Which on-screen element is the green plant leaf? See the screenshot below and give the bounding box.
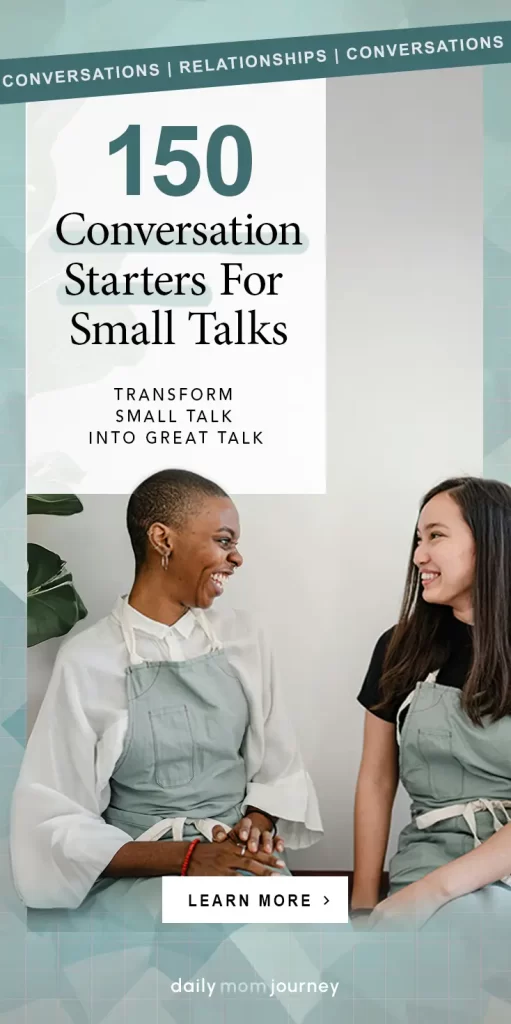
[27,542,87,647]
[27,494,83,516]
[27,543,64,592]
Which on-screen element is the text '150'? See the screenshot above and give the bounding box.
[109,125,252,196]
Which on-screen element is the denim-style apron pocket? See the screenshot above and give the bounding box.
[400,735,429,799]
[149,705,195,788]
[417,728,465,801]
[194,710,246,779]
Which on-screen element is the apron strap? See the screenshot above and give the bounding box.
[480,798,511,830]
[192,609,223,651]
[395,672,439,746]
[118,600,222,665]
[135,816,232,843]
[461,802,483,848]
[396,690,415,747]
[194,818,232,842]
[119,603,145,667]
[134,817,187,842]
[416,803,470,831]
[424,670,440,684]
[416,799,511,884]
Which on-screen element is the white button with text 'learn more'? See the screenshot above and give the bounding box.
[162,876,349,924]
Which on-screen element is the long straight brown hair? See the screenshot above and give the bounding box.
[376,477,511,724]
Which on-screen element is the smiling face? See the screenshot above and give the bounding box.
[149,496,243,610]
[413,491,476,622]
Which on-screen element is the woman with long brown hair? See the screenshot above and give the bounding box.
[352,476,511,929]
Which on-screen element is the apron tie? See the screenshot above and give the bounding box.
[416,799,511,885]
[134,816,233,843]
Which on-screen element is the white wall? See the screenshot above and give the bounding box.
[28,66,482,870]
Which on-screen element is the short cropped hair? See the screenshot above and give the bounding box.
[127,469,228,570]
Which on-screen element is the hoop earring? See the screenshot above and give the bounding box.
[161,552,169,571]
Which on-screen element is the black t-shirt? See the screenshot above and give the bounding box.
[357,615,473,723]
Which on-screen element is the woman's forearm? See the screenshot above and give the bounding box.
[103,840,189,877]
[424,819,511,904]
[351,773,398,908]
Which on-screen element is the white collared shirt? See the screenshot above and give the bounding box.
[10,597,323,909]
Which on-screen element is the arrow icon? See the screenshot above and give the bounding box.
[323,896,329,905]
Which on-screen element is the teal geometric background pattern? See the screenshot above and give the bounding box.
[2,1,511,61]
[0,96,26,1022]
[483,61,511,483]
[1,3,511,1023]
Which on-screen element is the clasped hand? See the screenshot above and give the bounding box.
[186,813,286,876]
[212,812,285,856]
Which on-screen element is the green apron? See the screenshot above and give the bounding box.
[360,671,511,1018]
[103,605,250,843]
[389,671,511,924]
[28,606,289,932]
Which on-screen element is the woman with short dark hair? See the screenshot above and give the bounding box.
[12,469,322,914]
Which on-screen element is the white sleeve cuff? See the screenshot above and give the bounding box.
[244,771,324,850]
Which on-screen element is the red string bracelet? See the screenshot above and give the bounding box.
[181,838,201,876]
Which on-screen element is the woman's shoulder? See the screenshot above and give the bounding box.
[54,609,126,675]
[369,625,397,663]
[205,606,275,666]
[357,625,398,722]
[35,611,128,721]
[205,604,259,641]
